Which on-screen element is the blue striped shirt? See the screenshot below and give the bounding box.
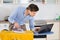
[8,6,34,30]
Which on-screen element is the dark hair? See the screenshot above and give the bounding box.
[27,4,39,12]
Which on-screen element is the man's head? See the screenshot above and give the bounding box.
[26,4,39,17]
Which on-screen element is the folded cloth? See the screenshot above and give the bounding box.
[9,24,26,31]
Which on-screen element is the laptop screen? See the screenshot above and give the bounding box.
[34,24,53,33]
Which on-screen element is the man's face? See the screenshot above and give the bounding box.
[28,10,37,17]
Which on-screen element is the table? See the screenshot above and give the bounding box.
[34,32,53,40]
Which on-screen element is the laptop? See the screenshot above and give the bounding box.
[34,24,53,38]
[34,24,54,34]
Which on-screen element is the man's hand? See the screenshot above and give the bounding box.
[35,27,41,32]
[14,22,20,28]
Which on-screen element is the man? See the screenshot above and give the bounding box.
[8,4,39,31]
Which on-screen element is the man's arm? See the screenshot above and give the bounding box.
[8,7,19,24]
[8,7,20,28]
[29,18,40,32]
[29,18,35,31]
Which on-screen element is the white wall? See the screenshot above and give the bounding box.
[33,3,58,20]
[0,4,18,20]
[0,3,60,20]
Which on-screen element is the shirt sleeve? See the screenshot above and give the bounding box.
[29,17,35,31]
[8,7,19,24]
